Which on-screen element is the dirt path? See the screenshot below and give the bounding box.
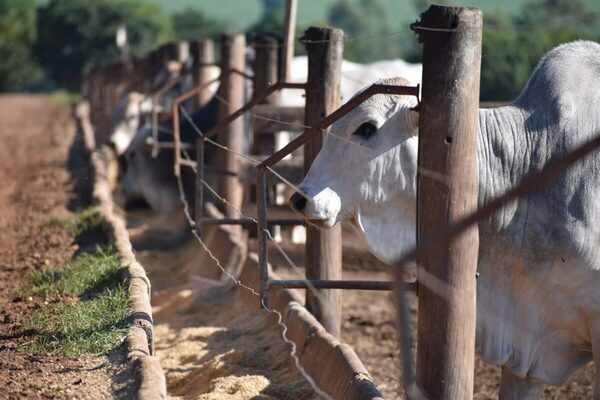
[0,95,131,399]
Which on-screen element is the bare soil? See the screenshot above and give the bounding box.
[0,95,134,399]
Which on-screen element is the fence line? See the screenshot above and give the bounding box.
[174,164,335,400]
[178,115,342,311]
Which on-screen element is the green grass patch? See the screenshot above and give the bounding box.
[44,206,103,237]
[22,288,129,356]
[49,89,78,107]
[20,248,130,356]
[21,247,120,299]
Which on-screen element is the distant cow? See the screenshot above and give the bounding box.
[280,55,422,107]
[290,41,600,399]
[109,60,219,155]
[121,96,219,213]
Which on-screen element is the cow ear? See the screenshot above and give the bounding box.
[407,105,419,134]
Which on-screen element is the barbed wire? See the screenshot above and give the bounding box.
[178,129,341,311]
[174,164,334,400]
[179,104,314,201]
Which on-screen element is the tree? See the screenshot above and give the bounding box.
[35,0,172,90]
[171,8,224,41]
[328,0,401,62]
[248,0,285,36]
[0,0,42,91]
[479,0,597,101]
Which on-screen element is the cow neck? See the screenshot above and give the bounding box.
[356,186,418,264]
[476,105,530,231]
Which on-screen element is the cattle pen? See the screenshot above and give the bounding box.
[77,2,600,399]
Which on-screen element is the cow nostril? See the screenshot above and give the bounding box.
[290,192,307,212]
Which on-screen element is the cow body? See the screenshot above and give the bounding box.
[291,41,600,398]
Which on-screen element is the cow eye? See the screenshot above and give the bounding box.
[352,122,377,140]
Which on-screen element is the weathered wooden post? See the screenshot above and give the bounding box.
[412,5,482,399]
[217,34,246,217]
[252,35,279,155]
[176,41,189,64]
[302,27,343,338]
[281,0,297,82]
[193,38,215,108]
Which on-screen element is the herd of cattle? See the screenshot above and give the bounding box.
[102,39,600,399]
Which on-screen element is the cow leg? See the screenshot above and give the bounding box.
[499,367,543,400]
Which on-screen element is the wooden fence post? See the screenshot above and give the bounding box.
[281,0,297,82]
[217,34,246,217]
[252,34,279,155]
[302,27,343,338]
[413,5,482,400]
[176,41,189,64]
[193,38,215,109]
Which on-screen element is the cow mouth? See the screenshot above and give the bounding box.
[289,202,331,229]
[303,217,331,229]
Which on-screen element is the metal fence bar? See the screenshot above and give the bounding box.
[260,83,420,167]
[201,217,303,226]
[195,138,204,236]
[201,81,306,141]
[269,279,416,291]
[172,77,222,172]
[152,75,184,156]
[257,167,270,308]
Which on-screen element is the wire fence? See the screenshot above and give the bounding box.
[85,17,600,398]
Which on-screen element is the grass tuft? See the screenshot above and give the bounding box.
[49,90,78,107]
[20,248,130,356]
[22,288,129,356]
[21,247,120,300]
[44,206,103,237]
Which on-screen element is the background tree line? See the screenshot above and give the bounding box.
[1,0,598,100]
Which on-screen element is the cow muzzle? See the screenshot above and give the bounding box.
[289,187,341,229]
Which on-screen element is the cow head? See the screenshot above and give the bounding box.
[110,92,153,155]
[120,123,199,215]
[289,77,420,263]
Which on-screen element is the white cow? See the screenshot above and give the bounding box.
[110,91,153,155]
[109,61,219,155]
[290,41,600,399]
[110,55,420,156]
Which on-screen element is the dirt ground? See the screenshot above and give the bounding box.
[0,95,133,399]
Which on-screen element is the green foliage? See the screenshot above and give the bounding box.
[480,0,597,101]
[21,247,129,356]
[328,0,401,62]
[44,206,103,237]
[250,0,285,35]
[0,0,42,91]
[35,0,172,90]
[171,8,224,40]
[49,89,78,106]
